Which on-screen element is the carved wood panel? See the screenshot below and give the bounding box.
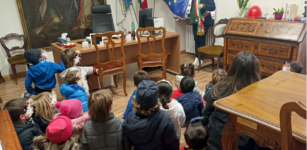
[226,20,305,42]
[258,43,293,60]
[227,39,253,52]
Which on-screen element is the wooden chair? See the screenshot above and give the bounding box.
[0,33,29,84]
[136,27,167,79]
[0,70,5,83]
[198,19,229,71]
[280,101,307,150]
[92,31,127,96]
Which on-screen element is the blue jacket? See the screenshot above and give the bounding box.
[25,61,65,94]
[122,110,179,150]
[192,0,216,42]
[123,90,137,118]
[176,91,204,123]
[60,83,89,112]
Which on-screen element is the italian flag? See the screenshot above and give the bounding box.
[138,0,148,10]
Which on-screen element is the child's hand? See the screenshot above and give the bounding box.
[49,91,57,107]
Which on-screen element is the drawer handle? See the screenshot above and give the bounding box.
[254,45,258,50]
[267,65,275,70]
[269,48,277,54]
[237,43,243,48]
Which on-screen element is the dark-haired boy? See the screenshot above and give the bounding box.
[123,70,150,118]
[176,76,204,125]
[3,98,43,150]
[181,122,209,150]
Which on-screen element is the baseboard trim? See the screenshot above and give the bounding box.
[3,71,28,79]
[180,50,186,54]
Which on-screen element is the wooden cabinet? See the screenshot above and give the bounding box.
[223,18,307,75]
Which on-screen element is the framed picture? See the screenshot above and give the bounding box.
[16,0,107,50]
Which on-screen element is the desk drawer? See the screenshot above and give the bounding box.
[226,53,283,74]
[227,39,293,60]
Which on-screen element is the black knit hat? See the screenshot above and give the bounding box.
[24,49,41,65]
[135,80,159,109]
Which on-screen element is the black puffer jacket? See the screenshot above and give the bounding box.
[14,123,43,150]
[202,85,271,150]
[122,110,179,150]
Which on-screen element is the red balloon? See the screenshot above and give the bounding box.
[248,6,262,19]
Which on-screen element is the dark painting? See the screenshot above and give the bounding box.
[17,0,106,48]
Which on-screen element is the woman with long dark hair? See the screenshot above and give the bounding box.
[202,51,269,150]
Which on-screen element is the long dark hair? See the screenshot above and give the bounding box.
[157,80,173,109]
[213,51,260,98]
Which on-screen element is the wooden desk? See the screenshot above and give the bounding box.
[223,18,306,75]
[51,32,180,89]
[0,110,22,150]
[214,71,306,150]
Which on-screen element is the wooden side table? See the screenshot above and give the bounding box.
[214,71,306,150]
[0,71,5,83]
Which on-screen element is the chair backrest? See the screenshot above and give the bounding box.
[92,31,125,68]
[280,101,307,150]
[136,27,166,58]
[211,18,229,45]
[92,5,115,33]
[0,33,28,58]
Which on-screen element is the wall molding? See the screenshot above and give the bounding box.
[180,50,186,54]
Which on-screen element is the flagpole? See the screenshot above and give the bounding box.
[153,0,156,17]
[131,3,139,25]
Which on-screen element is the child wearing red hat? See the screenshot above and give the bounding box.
[33,116,79,150]
[54,99,89,135]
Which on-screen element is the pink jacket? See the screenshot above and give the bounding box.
[54,112,89,133]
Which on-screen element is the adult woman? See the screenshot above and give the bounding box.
[202,52,270,150]
[190,0,216,66]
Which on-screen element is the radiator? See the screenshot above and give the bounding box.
[185,25,214,54]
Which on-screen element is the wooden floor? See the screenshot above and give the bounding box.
[0,53,215,147]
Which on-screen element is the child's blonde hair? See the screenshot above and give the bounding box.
[32,92,54,121]
[212,69,227,85]
[33,135,79,150]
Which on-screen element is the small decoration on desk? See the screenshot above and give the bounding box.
[273,7,284,20]
[237,0,250,18]
[248,6,262,19]
[57,33,76,48]
[287,17,307,22]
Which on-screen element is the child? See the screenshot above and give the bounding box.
[60,70,89,112]
[122,80,179,150]
[33,116,79,150]
[180,121,209,150]
[173,63,202,99]
[3,98,43,150]
[54,99,89,134]
[176,76,204,125]
[290,61,304,74]
[60,48,98,96]
[157,79,186,139]
[24,49,65,96]
[31,92,55,133]
[203,69,227,101]
[123,70,150,118]
[82,89,131,150]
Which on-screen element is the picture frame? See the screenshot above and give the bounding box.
[15,0,108,50]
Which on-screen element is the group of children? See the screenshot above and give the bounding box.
[2,48,305,150]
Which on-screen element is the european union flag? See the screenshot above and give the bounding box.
[164,0,189,18]
[123,0,132,10]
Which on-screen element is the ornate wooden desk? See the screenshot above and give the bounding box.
[214,71,306,150]
[51,32,180,89]
[223,18,306,75]
[0,110,22,150]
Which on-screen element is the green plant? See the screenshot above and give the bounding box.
[237,0,250,10]
[273,7,284,15]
